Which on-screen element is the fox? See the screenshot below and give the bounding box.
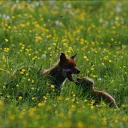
[75,77,118,108]
[10,53,80,93]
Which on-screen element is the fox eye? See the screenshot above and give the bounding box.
[68,65,74,68]
[64,64,74,68]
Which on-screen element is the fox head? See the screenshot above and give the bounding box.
[58,53,80,81]
[75,77,94,92]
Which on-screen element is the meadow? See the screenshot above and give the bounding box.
[0,1,128,128]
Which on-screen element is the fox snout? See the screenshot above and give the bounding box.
[74,68,80,74]
[66,68,80,74]
[71,68,80,74]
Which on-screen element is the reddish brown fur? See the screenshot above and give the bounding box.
[10,53,80,93]
[41,53,80,88]
[91,90,118,108]
[59,58,76,67]
[76,77,118,108]
[42,58,77,75]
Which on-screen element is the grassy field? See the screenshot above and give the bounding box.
[0,1,128,128]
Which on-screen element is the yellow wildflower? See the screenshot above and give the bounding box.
[122,116,127,122]
[38,102,44,107]
[65,98,70,101]
[102,117,107,125]
[32,80,35,84]
[4,48,9,52]
[121,104,126,108]
[50,85,55,89]
[18,96,22,100]
[28,78,30,81]
[5,38,8,43]
[58,96,63,100]
[77,121,85,128]
[32,97,36,100]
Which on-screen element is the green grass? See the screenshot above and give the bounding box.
[0,1,128,128]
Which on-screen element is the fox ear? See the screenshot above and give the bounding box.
[71,53,77,59]
[60,53,67,62]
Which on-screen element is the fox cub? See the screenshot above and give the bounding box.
[75,77,118,108]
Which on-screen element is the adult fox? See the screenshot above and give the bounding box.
[10,53,80,92]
